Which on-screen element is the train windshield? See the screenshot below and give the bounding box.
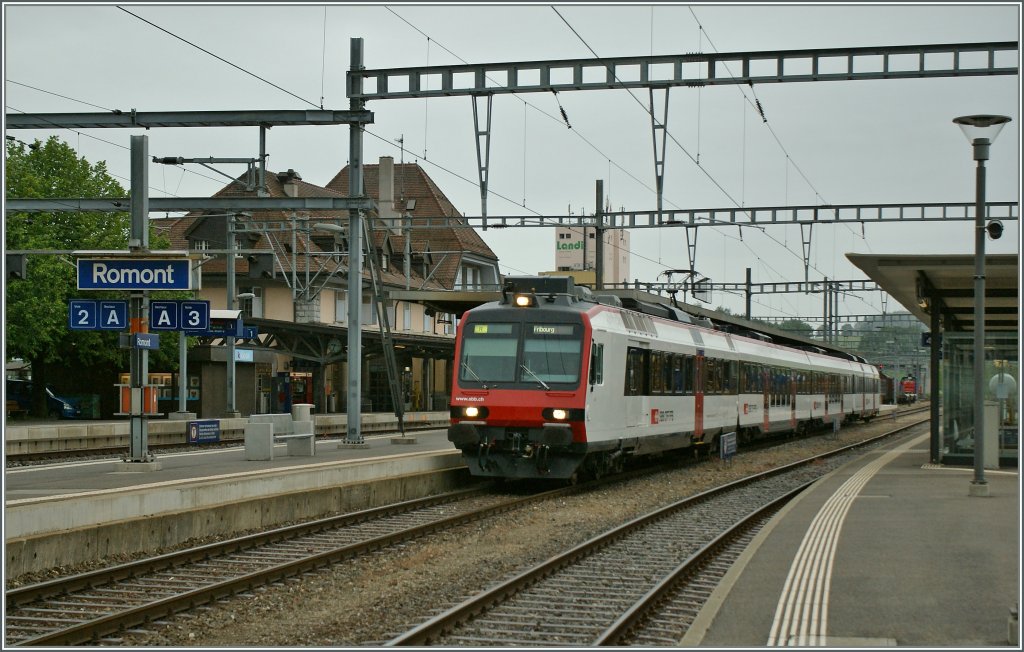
[521,324,581,385]
[460,323,519,383]
[459,321,582,387]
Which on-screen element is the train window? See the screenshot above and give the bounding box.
[521,324,582,385]
[682,355,694,394]
[625,347,647,396]
[705,358,719,395]
[589,342,604,385]
[460,322,519,383]
[671,354,684,394]
[650,352,665,394]
[723,360,736,394]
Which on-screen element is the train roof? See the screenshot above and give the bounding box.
[463,276,871,366]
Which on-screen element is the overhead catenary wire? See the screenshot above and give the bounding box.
[554,6,883,315]
[383,6,848,317]
[116,6,322,110]
[553,6,808,316]
[4,109,223,200]
[381,8,690,275]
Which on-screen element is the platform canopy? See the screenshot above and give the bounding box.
[846,253,1019,333]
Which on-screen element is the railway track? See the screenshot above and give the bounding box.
[4,486,522,646]
[5,407,930,646]
[385,416,928,647]
[4,461,676,646]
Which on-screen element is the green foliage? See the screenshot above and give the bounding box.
[775,319,814,337]
[5,136,183,384]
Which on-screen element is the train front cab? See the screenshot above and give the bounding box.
[447,286,593,480]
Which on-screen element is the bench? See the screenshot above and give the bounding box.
[6,400,27,420]
[245,413,316,460]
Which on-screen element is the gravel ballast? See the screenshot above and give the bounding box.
[22,416,928,646]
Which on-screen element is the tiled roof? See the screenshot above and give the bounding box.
[326,162,498,288]
[164,169,445,290]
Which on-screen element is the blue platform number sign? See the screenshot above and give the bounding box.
[98,301,128,330]
[149,301,180,331]
[180,301,210,332]
[69,300,98,330]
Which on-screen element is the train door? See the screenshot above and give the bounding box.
[762,367,770,433]
[790,371,797,430]
[625,345,647,428]
[694,350,705,440]
[823,374,830,422]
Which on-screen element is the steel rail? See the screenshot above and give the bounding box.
[592,483,806,645]
[386,415,929,646]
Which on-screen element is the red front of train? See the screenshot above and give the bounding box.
[898,376,918,404]
[448,277,593,479]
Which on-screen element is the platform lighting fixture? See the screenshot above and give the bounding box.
[952,113,1011,497]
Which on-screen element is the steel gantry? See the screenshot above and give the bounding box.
[349,41,1018,235]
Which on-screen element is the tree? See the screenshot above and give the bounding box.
[5,136,181,416]
[775,319,814,338]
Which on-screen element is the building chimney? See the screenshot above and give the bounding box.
[378,156,399,234]
[276,169,302,198]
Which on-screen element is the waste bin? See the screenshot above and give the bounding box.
[292,403,313,422]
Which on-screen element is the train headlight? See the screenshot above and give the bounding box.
[459,406,488,419]
[514,294,533,307]
[542,408,576,421]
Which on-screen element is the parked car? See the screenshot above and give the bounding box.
[5,379,82,419]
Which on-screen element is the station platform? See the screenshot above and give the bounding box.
[4,428,466,576]
[684,430,1020,648]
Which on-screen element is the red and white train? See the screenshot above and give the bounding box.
[448,276,882,481]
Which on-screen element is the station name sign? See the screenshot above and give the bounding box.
[78,258,192,291]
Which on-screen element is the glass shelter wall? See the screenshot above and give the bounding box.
[941,331,1019,466]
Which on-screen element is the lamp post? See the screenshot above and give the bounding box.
[953,114,1011,497]
[226,291,256,418]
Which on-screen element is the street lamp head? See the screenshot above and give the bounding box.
[953,114,1012,148]
[313,222,346,234]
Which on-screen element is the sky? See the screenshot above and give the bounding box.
[3,2,1021,323]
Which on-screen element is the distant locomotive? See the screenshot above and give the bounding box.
[447,276,882,481]
[897,375,918,404]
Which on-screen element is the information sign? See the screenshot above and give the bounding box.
[78,258,191,291]
[134,333,161,350]
[187,419,221,444]
[68,300,98,330]
[719,431,738,461]
[98,301,128,330]
[181,301,210,332]
[149,300,210,332]
[235,349,254,363]
[149,301,180,330]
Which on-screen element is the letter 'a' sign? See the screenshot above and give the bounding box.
[150,300,210,332]
[78,258,191,290]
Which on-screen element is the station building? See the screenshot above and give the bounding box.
[156,156,500,418]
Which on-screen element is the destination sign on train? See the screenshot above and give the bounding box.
[77,258,192,291]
